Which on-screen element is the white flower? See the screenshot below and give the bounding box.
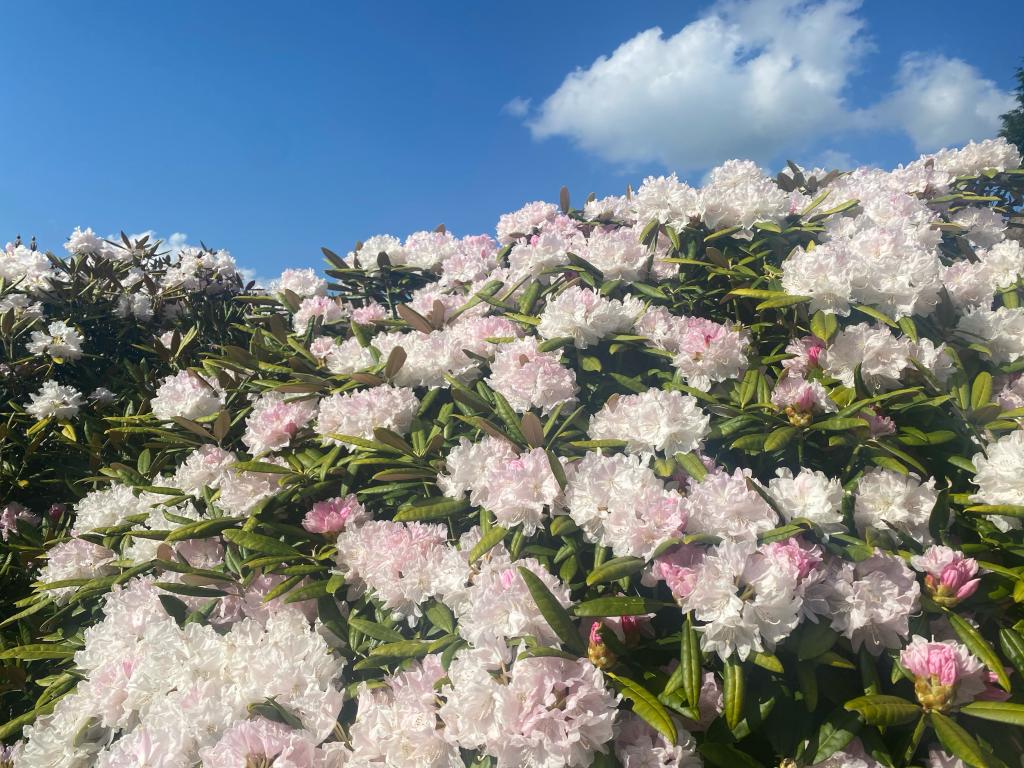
[959,306,1024,364]
[768,468,845,532]
[445,536,572,656]
[680,540,803,660]
[822,323,912,391]
[275,267,327,298]
[683,467,777,542]
[25,380,84,420]
[614,712,702,768]
[64,226,105,256]
[828,551,920,654]
[315,385,419,443]
[27,320,84,361]
[37,538,116,602]
[439,653,618,768]
[241,392,318,456]
[0,242,54,292]
[496,201,560,244]
[438,438,563,534]
[637,308,748,391]
[336,521,467,621]
[486,337,577,414]
[630,174,701,230]
[537,286,643,348]
[971,430,1024,532]
[150,370,224,422]
[854,468,938,545]
[700,159,791,230]
[564,452,686,559]
[588,388,709,456]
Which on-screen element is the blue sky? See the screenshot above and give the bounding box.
[1,1,1020,277]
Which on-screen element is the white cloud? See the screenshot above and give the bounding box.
[869,54,1015,151]
[502,97,531,117]
[528,0,1014,171]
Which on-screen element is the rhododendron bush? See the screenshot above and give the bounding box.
[3,139,1024,767]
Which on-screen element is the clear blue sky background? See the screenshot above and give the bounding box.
[1,1,1020,276]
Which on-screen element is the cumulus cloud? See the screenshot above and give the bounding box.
[502,97,531,117]
[528,0,1014,171]
[869,54,1015,151]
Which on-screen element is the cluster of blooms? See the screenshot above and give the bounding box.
[5,138,1024,768]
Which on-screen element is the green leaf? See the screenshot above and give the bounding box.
[606,672,677,745]
[424,601,456,634]
[843,694,921,726]
[680,615,702,709]
[469,525,508,563]
[698,743,765,768]
[368,639,433,659]
[0,643,78,661]
[222,529,301,557]
[810,417,870,431]
[998,627,1024,680]
[798,622,839,660]
[811,311,838,342]
[930,710,991,768]
[947,611,1011,692]
[811,708,862,765]
[518,567,584,655]
[573,596,671,617]
[674,452,708,482]
[971,371,993,410]
[764,426,797,452]
[960,700,1024,726]
[963,504,1024,518]
[723,657,744,730]
[585,556,646,585]
[347,617,404,642]
[394,497,472,522]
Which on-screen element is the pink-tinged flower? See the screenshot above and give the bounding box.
[351,301,388,325]
[242,393,317,456]
[302,494,367,535]
[763,538,823,581]
[1,503,39,541]
[782,336,826,376]
[900,635,986,710]
[199,717,318,767]
[911,546,981,607]
[649,544,703,601]
[861,407,896,437]
[771,375,836,425]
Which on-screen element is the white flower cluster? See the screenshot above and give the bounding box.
[16,579,343,767]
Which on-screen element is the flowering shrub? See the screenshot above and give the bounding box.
[2,139,1024,767]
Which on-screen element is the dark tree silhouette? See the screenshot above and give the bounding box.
[1000,62,1024,153]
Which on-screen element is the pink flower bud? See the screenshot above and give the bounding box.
[911,545,980,607]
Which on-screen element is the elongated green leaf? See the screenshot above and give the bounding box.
[723,657,744,730]
[585,556,645,585]
[469,525,508,563]
[947,611,1011,691]
[222,529,301,557]
[606,672,677,744]
[959,700,1024,726]
[394,497,472,522]
[573,596,671,617]
[843,695,921,726]
[368,640,433,659]
[165,517,242,543]
[681,615,702,709]
[348,617,404,642]
[518,567,584,655]
[930,711,991,768]
[0,644,78,661]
